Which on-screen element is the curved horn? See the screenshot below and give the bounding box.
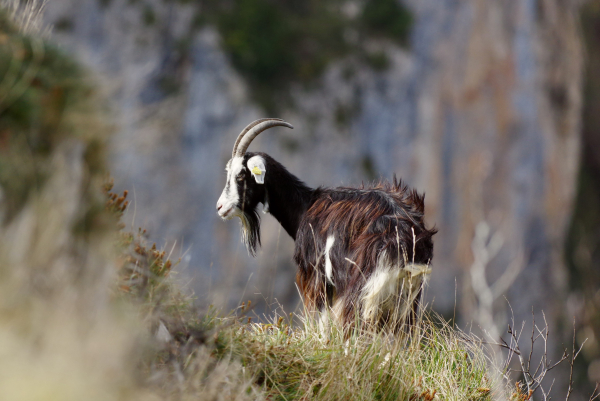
[235,119,293,157]
[231,118,283,158]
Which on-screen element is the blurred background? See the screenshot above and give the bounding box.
[37,0,599,397]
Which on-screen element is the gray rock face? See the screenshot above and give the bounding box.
[44,0,582,368]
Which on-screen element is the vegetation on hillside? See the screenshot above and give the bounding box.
[209,0,412,112]
[71,0,412,112]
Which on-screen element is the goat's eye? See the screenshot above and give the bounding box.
[236,173,245,181]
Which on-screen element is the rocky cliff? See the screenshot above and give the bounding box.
[42,0,586,391]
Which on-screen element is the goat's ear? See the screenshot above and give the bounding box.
[247,156,266,184]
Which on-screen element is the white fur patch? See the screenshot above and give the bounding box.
[360,252,431,322]
[247,155,267,184]
[324,235,335,284]
[361,255,400,321]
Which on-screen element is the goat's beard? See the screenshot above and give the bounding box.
[239,208,261,256]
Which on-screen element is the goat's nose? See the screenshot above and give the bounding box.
[217,202,223,211]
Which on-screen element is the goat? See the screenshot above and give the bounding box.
[216,118,436,333]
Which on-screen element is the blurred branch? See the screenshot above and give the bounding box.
[470,221,523,346]
[466,221,592,399]
[487,314,562,399]
[566,319,588,400]
[589,382,600,401]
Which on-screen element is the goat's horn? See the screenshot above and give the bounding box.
[234,118,293,157]
[232,118,283,158]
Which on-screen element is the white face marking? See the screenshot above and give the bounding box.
[324,235,335,284]
[247,155,267,184]
[217,157,245,219]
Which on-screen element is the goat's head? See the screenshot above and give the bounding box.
[216,118,293,254]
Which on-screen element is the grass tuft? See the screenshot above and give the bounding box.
[195,309,506,400]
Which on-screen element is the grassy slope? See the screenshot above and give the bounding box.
[208,312,499,400]
[0,4,511,400]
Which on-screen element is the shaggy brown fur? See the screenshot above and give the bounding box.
[294,177,436,331]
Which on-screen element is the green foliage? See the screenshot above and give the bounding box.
[0,11,109,226]
[54,16,74,32]
[364,49,391,71]
[210,0,347,112]
[361,155,377,180]
[194,0,413,112]
[142,5,156,25]
[360,0,413,46]
[122,0,413,112]
[334,99,361,130]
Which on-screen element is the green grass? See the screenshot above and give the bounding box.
[182,309,503,400]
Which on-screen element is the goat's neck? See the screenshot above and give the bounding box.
[263,155,314,240]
